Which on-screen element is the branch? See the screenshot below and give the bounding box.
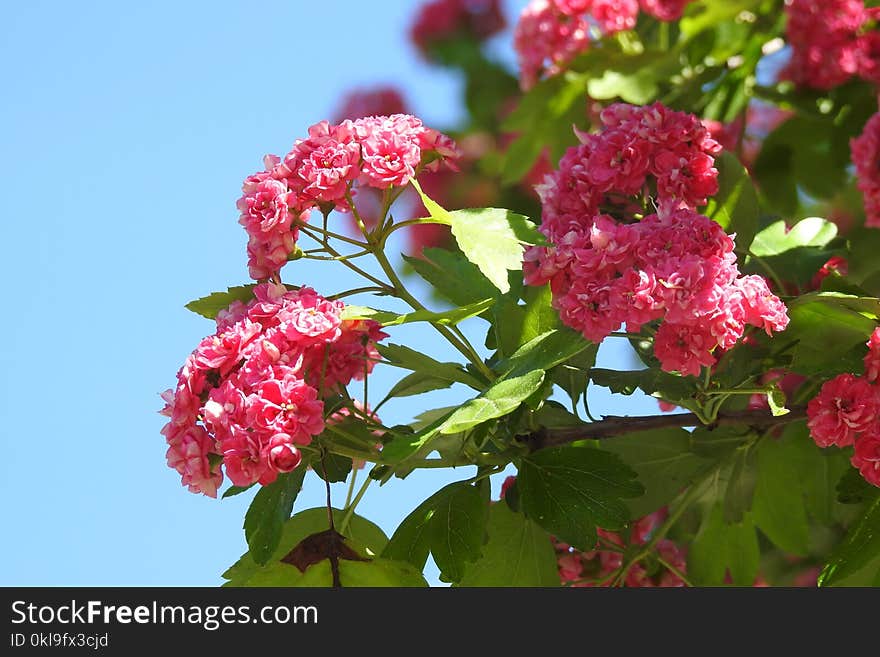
[525,406,807,451]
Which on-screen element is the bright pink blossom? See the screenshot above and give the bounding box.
[852,431,880,487]
[639,0,692,21]
[851,111,880,229]
[410,0,506,59]
[807,373,879,448]
[865,328,880,383]
[160,284,387,494]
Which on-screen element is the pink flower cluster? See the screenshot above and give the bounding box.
[554,509,688,587]
[783,0,880,90]
[237,116,460,279]
[160,283,387,497]
[410,0,506,58]
[851,111,880,229]
[514,0,695,89]
[807,328,880,487]
[524,103,789,376]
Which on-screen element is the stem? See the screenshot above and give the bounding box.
[299,225,391,289]
[319,452,342,588]
[344,468,359,509]
[339,476,372,535]
[612,472,710,586]
[525,406,807,451]
[329,286,391,300]
[706,387,771,395]
[656,555,693,587]
[372,233,494,380]
[298,220,369,248]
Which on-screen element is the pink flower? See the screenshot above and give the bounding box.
[852,431,880,488]
[591,0,639,34]
[736,275,790,335]
[410,0,506,59]
[865,328,880,383]
[165,425,222,498]
[333,86,408,122]
[851,111,880,228]
[807,373,879,448]
[653,320,718,376]
[356,118,424,189]
[639,0,693,21]
[160,284,387,495]
[514,0,592,90]
[265,433,303,474]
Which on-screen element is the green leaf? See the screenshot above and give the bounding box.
[819,497,880,587]
[378,343,484,390]
[519,445,643,550]
[340,298,495,327]
[590,368,698,403]
[429,482,489,582]
[751,434,811,555]
[837,467,880,505]
[458,504,559,587]
[221,484,255,499]
[688,505,728,586]
[243,467,308,565]
[296,558,429,587]
[750,217,839,257]
[446,208,544,294]
[602,428,713,518]
[410,186,544,295]
[493,283,560,358]
[223,507,388,586]
[438,370,546,435]
[403,247,498,307]
[499,72,588,183]
[785,292,876,375]
[185,284,256,320]
[314,453,353,484]
[722,446,757,524]
[552,343,599,407]
[500,328,592,378]
[680,0,762,38]
[688,505,759,586]
[726,515,761,586]
[766,386,789,417]
[382,481,489,583]
[704,152,760,251]
[384,371,453,400]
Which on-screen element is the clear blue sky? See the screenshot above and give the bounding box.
[0,0,651,586]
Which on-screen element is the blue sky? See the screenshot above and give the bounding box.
[0,0,651,586]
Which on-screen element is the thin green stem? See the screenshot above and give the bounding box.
[339,476,372,535]
[328,286,391,300]
[299,225,390,289]
[343,468,359,510]
[656,555,693,587]
[612,471,712,586]
[706,387,770,396]
[297,221,369,248]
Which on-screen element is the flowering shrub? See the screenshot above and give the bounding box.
[163,0,880,588]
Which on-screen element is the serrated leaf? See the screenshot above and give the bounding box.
[429,482,489,582]
[384,371,453,400]
[518,445,643,550]
[458,504,559,587]
[819,497,880,587]
[224,507,388,586]
[296,557,429,587]
[447,208,544,294]
[403,247,498,307]
[221,484,255,499]
[340,298,494,327]
[726,515,760,586]
[314,452,353,484]
[243,467,308,565]
[378,343,484,390]
[493,283,560,358]
[722,446,757,524]
[837,467,880,505]
[602,428,713,518]
[590,367,698,402]
[438,370,546,435]
[704,151,759,251]
[500,328,593,378]
[688,505,760,586]
[185,284,256,320]
[752,435,810,555]
[750,217,838,257]
[786,293,876,375]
